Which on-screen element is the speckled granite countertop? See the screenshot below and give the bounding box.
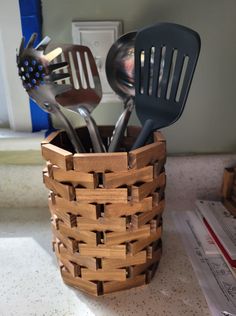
[0,203,211,316]
[2,154,236,315]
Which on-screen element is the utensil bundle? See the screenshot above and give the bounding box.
[17,23,201,153]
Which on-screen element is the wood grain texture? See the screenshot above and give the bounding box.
[128,227,162,255]
[129,142,166,169]
[42,127,166,296]
[61,268,98,296]
[77,217,127,233]
[51,223,78,253]
[76,188,128,204]
[103,165,153,189]
[104,225,150,246]
[49,198,76,227]
[131,172,166,202]
[153,131,166,143]
[221,168,235,199]
[52,165,98,189]
[55,246,80,277]
[41,130,62,145]
[43,173,75,201]
[79,244,127,259]
[104,197,153,218]
[58,244,97,270]
[54,195,99,220]
[73,152,128,172]
[129,248,162,278]
[131,200,165,228]
[41,143,73,170]
[153,159,166,177]
[58,222,98,246]
[102,251,147,269]
[81,268,127,281]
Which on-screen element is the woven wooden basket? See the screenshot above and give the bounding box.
[41,126,166,296]
[222,167,236,216]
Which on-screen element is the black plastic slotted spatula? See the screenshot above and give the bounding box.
[131,23,201,150]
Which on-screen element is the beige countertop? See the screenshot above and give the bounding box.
[1,154,236,315]
[0,203,210,316]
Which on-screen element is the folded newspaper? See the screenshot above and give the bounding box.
[195,200,236,272]
[173,202,236,316]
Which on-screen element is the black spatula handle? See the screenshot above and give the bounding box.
[131,119,154,150]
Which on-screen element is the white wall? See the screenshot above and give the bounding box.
[0,30,9,127]
[0,0,31,131]
[42,0,236,154]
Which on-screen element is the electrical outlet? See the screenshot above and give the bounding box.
[72,21,122,103]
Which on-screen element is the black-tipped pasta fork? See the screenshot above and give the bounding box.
[17,33,85,153]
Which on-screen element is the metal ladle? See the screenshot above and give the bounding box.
[105,31,136,152]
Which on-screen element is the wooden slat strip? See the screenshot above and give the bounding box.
[153,159,166,178]
[41,143,73,170]
[153,131,166,143]
[221,168,235,199]
[128,227,162,255]
[55,246,80,277]
[58,222,97,246]
[43,173,75,201]
[77,217,127,232]
[48,196,57,217]
[131,172,166,202]
[52,165,98,189]
[50,201,76,227]
[104,225,150,246]
[79,244,126,259]
[81,268,126,281]
[58,244,97,270]
[61,268,98,296]
[132,200,165,228]
[104,197,153,218]
[41,130,62,145]
[147,239,162,259]
[129,142,166,169]
[46,161,53,177]
[73,152,128,172]
[102,251,147,269]
[103,274,146,294]
[51,223,78,253]
[103,166,153,189]
[54,195,99,220]
[130,248,162,278]
[76,188,128,204]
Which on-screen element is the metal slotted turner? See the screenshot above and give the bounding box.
[132,23,201,149]
[17,33,85,153]
[50,44,106,153]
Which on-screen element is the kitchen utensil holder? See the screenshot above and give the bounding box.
[41,126,166,296]
[221,167,236,216]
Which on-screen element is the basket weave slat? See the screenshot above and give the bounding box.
[221,167,236,216]
[42,126,166,296]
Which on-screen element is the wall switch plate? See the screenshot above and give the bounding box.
[72,21,122,103]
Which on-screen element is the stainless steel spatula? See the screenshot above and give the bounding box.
[132,23,201,149]
[49,44,106,153]
[17,33,85,153]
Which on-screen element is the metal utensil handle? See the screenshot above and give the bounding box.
[131,119,154,150]
[108,98,134,152]
[52,105,85,153]
[78,107,106,153]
